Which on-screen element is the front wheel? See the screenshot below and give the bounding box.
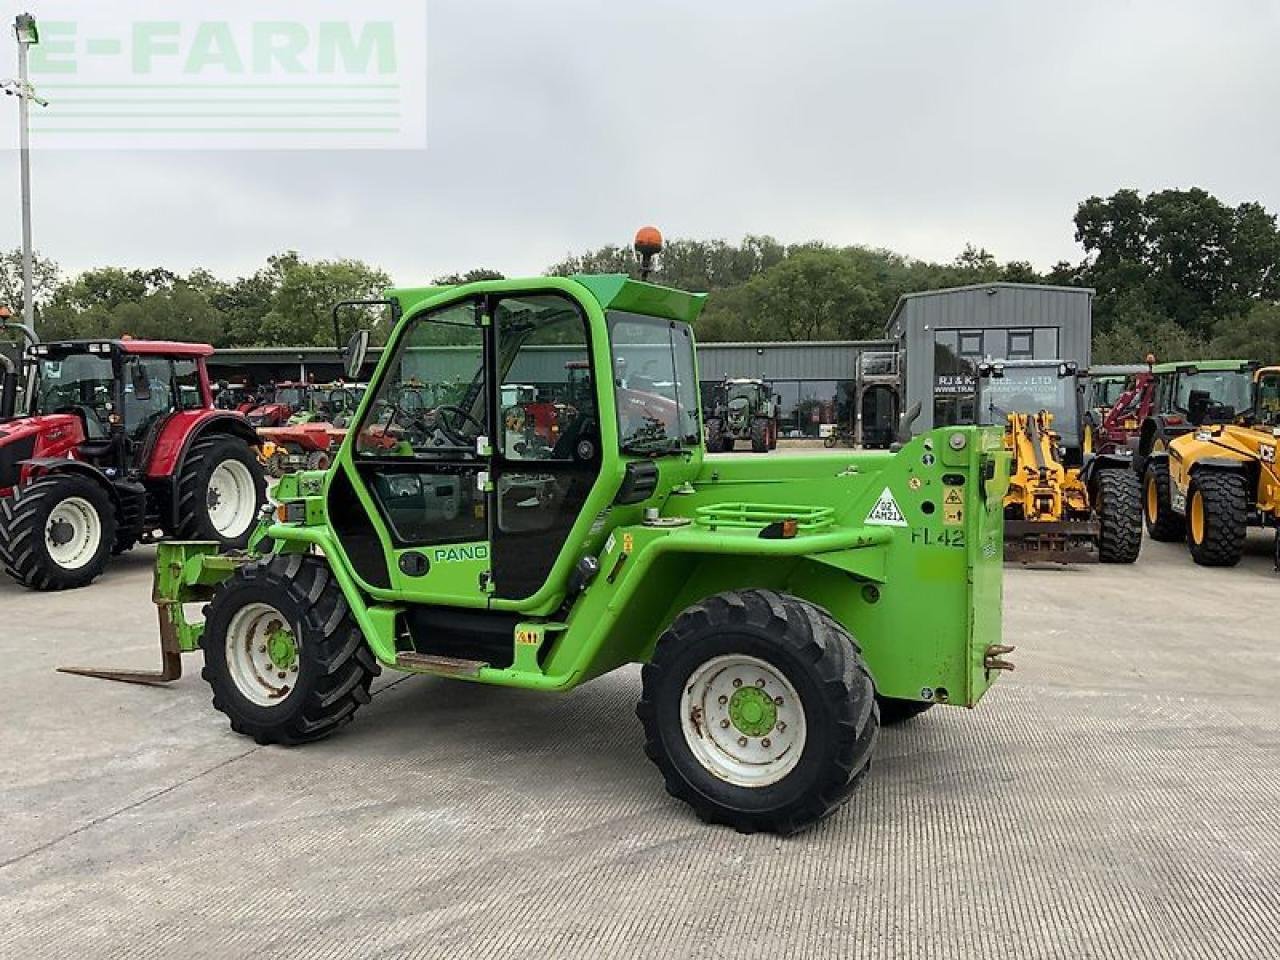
[201,555,381,744]
[1187,472,1249,567]
[749,417,770,453]
[0,475,116,591]
[1096,469,1143,563]
[637,590,878,834]
[174,435,268,549]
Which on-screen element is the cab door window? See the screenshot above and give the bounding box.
[491,293,600,601]
[352,300,489,549]
[122,356,176,442]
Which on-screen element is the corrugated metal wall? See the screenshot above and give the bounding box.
[888,284,1093,432]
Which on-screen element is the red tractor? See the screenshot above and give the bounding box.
[1089,358,1157,455]
[245,381,309,428]
[0,326,267,591]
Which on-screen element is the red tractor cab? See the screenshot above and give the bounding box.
[246,381,310,428]
[214,381,257,414]
[0,336,267,590]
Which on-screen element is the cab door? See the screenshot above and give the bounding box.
[487,292,601,601]
[337,297,494,605]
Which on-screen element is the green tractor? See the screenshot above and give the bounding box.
[704,378,779,452]
[68,238,1012,834]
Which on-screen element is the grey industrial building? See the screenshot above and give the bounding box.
[885,282,1094,432]
[204,281,1094,440]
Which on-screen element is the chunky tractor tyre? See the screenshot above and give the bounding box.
[174,436,267,549]
[750,417,770,453]
[1142,460,1182,542]
[637,589,878,834]
[1095,469,1143,564]
[0,476,116,591]
[201,554,381,745]
[306,449,332,471]
[876,696,934,725]
[1186,472,1249,567]
[705,418,727,453]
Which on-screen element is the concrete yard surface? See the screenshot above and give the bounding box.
[1,533,1278,959]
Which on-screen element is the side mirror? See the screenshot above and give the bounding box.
[896,400,922,443]
[344,330,370,380]
[131,363,152,402]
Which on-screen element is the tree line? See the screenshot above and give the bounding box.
[4,187,1278,363]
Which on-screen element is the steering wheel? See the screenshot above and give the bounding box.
[436,404,485,446]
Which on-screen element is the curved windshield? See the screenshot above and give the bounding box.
[978,366,1079,442]
[33,354,115,417]
[1174,370,1252,415]
[607,312,700,455]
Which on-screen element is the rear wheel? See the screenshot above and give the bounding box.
[174,436,267,549]
[201,555,380,744]
[1186,472,1249,567]
[1095,469,1143,563]
[637,590,878,834]
[0,475,116,591]
[1142,460,1182,542]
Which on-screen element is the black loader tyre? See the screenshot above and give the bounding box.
[750,416,770,453]
[637,589,879,835]
[200,554,381,745]
[1142,460,1182,542]
[1186,472,1249,567]
[0,475,116,591]
[174,434,267,549]
[1096,468,1143,563]
[876,696,934,725]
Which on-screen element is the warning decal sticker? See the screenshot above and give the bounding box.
[865,487,908,527]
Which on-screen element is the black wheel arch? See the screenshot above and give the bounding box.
[1190,457,1258,495]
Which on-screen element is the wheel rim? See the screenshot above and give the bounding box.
[225,602,300,707]
[679,654,807,788]
[44,496,102,570]
[207,459,257,538]
[1190,490,1205,544]
[1145,474,1158,522]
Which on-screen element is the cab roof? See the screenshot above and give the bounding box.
[33,339,214,358]
[1151,359,1255,374]
[387,275,707,326]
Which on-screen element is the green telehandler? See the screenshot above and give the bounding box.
[65,230,1013,834]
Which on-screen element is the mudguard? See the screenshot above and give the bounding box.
[145,410,258,481]
[18,457,121,508]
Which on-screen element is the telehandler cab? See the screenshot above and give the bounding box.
[65,232,1013,834]
[977,359,1142,564]
[1166,365,1280,568]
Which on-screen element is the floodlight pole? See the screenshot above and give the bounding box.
[15,16,34,333]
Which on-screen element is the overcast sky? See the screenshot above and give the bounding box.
[1,0,1278,287]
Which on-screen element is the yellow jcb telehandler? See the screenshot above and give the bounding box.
[977,360,1143,564]
[1167,365,1280,568]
